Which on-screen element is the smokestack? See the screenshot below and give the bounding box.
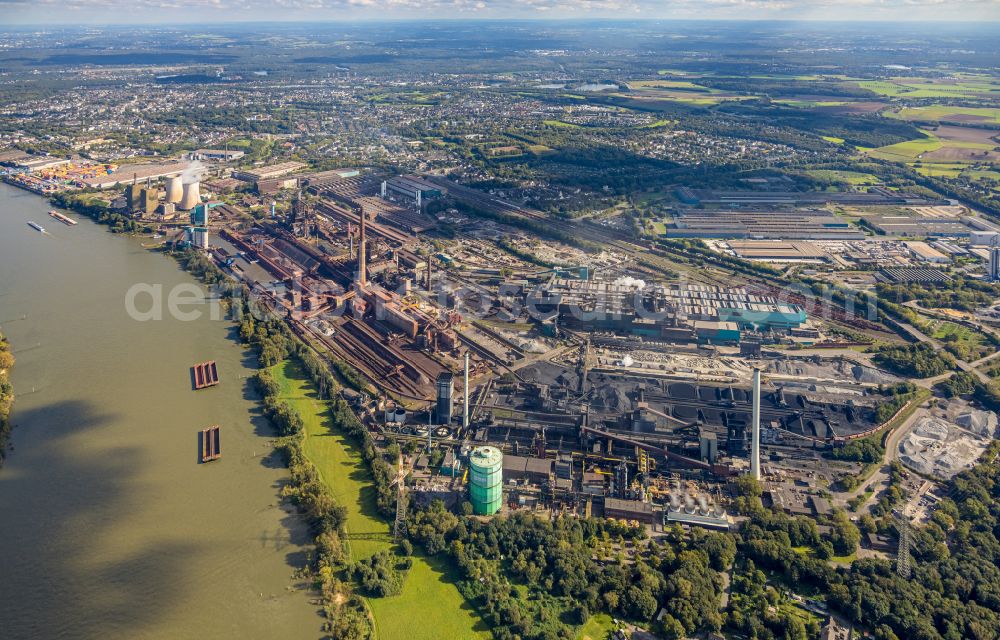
[751,368,761,481]
[358,211,367,286]
[463,352,470,430]
[426,255,432,291]
[179,182,201,210]
[165,176,183,204]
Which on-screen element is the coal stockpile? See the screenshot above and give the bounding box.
[592,376,877,441]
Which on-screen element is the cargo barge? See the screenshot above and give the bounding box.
[27,221,45,233]
[192,360,220,389]
[49,210,77,226]
[200,425,222,462]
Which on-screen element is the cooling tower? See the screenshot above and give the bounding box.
[179,182,201,210]
[165,176,183,204]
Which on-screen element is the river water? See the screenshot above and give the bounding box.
[0,183,319,640]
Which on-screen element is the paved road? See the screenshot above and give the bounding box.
[836,407,928,513]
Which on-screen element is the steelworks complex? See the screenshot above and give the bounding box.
[6,153,961,532]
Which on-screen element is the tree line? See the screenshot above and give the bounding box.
[0,332,14,467]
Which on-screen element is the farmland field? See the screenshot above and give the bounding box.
[628,79,710,91]
[912,163,966,178]
[865,133,942,161]
[856,78,1000,99]
[866,126,999,165]
[890,105,1000,124]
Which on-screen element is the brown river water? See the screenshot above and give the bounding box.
[0,182,319,640]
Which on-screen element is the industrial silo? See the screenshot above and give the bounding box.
[468,446,503,515]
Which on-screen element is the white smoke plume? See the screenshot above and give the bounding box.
[181,160,206,185]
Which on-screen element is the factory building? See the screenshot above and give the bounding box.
[531,278,806,337]
[905,241,950,264]
[381,175,442,206]
[84,162,192,189]
[971,231,1000,247]
[604,497,656,525]
[13,156,72,172]
[726,240,829,263]
[867,216,977,238]
[436,372,454,425]
[666,210,864,240]
[877,268,952,285]
[502,455,554,484]
[192,149,245,162]
[675,186,946,207]
[694,321,741,345]
[125,182,159,216]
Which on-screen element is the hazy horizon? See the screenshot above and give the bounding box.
[2,1,998,26]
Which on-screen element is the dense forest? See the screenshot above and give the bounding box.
[400,446,1000,640]
[874,343,957,378]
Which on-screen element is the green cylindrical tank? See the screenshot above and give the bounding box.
[468,446,503,515]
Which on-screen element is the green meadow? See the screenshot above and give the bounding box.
[270,360,489,640]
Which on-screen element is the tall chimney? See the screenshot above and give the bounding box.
[358,210,367,286]
[463,351,470,430]
[426,255,432,292]
[751,368,761,481]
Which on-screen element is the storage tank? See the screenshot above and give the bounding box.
[178,181,201,210]
[468,446,503,515]
[165,176,183,204]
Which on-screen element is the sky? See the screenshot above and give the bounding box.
[1,0,998,24]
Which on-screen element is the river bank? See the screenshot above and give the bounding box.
[0,332,13,465]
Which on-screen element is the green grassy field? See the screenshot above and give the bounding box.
[544,119,581,128]
[269,360,489,640]
[931,321,991,361]
[775,99,849,108]
[857,79,999,99]
[528,144,556,155]
[367,553,490,640]
[866,124,997,173]
[865,133,942,161]
[639,118,674,129]
[890,105,1000,124]
[575,613,616,640]
[272,360,391,559]
[629,79,709,90]
[806,169,880,185]
[912,163,966,178]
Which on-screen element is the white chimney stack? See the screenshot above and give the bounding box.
[463,352,470,429]
[179,182,201,210]
[165,176,184,204]
[751,368,761,481]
